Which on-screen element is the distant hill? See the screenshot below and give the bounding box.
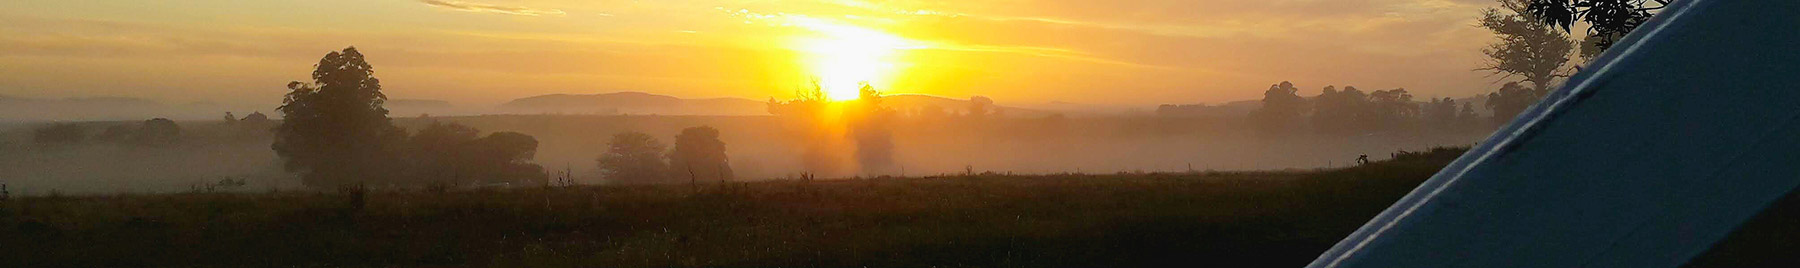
[0,95,174,122]
[387,99,458,117]
[499,92,766,115]
[389,99,453,108]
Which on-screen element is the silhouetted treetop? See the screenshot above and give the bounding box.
[1251,81,1306,135]
[1527,0,1667,56]
[969,96,994,118]
[134,118,181,145]
[1481,0,1575,90]
[1486,82,1541,124]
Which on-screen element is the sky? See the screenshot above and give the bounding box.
[0,0,1506,109]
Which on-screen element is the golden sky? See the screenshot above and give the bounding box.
[0,0,1501,108]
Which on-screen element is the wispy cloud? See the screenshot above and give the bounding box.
[419,0,566,16]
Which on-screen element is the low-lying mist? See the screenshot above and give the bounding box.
[0,115,1489,194]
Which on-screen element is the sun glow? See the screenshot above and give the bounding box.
[789,17,919,101]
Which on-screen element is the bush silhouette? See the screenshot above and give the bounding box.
[598,131,670,184]
[669,126,733,183]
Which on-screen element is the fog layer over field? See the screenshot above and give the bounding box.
[0,115,1486,194]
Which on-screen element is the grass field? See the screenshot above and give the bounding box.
[0,147,1791,267]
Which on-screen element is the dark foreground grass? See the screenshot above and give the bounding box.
[0,147,1788,267]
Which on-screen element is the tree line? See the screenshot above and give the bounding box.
[271,47,735,188]
[1244,0,1663,136]
[1249,81,1485,136]
[594,126,734,185]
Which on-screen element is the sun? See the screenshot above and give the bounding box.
[789,17,917,101]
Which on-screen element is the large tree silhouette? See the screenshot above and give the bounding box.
[669,126,733,183]
[1311,85,1368,135]
[767,80,846,175]
[1480,0,1576,92]
[134,118,182,145]
[273,47,407,187]
[1367,88,1418,131]
[1250,81,1306,135]
[850,84,896,175]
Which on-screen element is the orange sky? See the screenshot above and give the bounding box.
[0,0,1503,109]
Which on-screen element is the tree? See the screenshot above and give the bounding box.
[404,121,480,184]
[1251,81,1306,135]
[134,118,181,145]
[968,96,994,119]
[766,79,828,118]
[767,80,846,175]
[1312,85,1369,135]
[1486,82,1541,124]
[1527,0,1668,57]
[1458,101,1482,129]
[1480,0,1576,92]
[273,47,407,187]
[1367,88,1419,131]
[238,111,272,135]
[597,131,670,184]
[1423,97,1461,130]
[850,84,896,175]
[463,131,546,185]
[241,112,270,124]
[669,126,733,183]
[401,122,545,186]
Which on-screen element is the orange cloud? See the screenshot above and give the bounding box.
[419,0,566,16]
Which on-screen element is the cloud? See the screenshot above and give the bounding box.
[419,0,567,16]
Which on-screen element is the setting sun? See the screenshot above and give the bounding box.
[788,17,920,100]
